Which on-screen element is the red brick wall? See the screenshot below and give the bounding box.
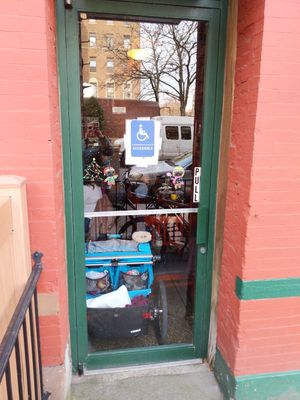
[98,98,160,139]
[217,0,300,376]
[0,1,68,365]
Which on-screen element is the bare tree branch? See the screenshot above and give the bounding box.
[99,21,198,115]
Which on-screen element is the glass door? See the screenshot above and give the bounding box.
[57,0,226,371]
[81,15,206,354]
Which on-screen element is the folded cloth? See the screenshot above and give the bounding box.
[86,285,131,308]
[86,238,138,253]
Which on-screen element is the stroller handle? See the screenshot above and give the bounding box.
[86,261,154,267]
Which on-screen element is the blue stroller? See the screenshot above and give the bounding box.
[85,234,168,344]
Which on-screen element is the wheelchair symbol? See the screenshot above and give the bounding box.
[136,124,150,142]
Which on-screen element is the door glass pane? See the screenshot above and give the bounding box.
[80,15,207,352]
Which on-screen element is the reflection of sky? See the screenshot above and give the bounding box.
[83,83,97,98]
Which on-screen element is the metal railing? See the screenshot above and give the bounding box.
[0,252,49,400]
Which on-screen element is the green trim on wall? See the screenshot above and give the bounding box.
[236,276,300,300]
[214,349,300,400]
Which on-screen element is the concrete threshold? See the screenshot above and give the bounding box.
[71,360,223,400]
[83,358,203,377]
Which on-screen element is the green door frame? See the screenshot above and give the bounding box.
[56,0,227,373]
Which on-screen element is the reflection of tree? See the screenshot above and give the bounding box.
[108,21,198,115]
[162,22,198,115]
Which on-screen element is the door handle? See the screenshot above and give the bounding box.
[197,206,209,253]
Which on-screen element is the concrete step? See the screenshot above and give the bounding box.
[71,361,223,400]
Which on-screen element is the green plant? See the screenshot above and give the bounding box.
[82,97,105,130]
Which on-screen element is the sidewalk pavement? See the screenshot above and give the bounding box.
[70,361,223,400]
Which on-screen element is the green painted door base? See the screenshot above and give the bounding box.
[214,349,300,400]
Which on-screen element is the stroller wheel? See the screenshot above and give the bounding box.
[153,280,168,345]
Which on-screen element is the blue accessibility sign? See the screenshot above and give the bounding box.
[131,120,155,157]
[125,118,161,166]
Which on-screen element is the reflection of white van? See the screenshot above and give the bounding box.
[152,116,194,159]
[115,116,194,163]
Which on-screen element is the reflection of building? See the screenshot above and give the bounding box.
[99,99,160,139]
[160,95,195,117]
[160,100,181,116]
[81,18,141,99]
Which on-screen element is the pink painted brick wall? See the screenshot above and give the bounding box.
[217,0,265,372]
[0,1,68,365]
[218,0,300,376]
